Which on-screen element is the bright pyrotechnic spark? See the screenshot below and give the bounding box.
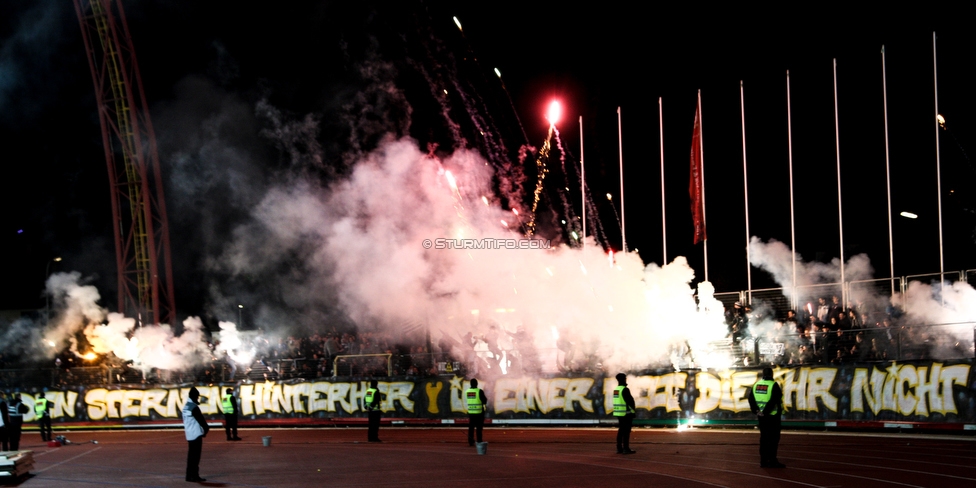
[500,220,508,227]
[125,337,140,363]
[607,193,613,200]
[546,101,562,126]
[512,208,519,216]
[453,16,463,31]
[807,303,813,315]
[526,103,560,235]
[608,250,614,267]
[445,170,464,202]
[83,352,97,360]
[228,349,256,367]
[494,68,501,78]
[482,196,489,206]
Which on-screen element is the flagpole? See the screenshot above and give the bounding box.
[699,89,709,282]
[787,70,797,305]
[933,32,945,284]
[660,97,667,265]
[833,58,846,304]
[882,46,895,296]
[618,106,627,253]
[741,81,752,304]
[580,115,586,252]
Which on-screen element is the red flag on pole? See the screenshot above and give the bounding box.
[689,97,706,244]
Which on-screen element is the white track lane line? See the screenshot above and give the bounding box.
[33,446,102,474]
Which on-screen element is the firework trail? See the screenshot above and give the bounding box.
[550,127,586,244]
[525,124,553,236]
[449,15,529,145]
[575,158,610,248]
[409,11,528,210]
[606,193,622,230]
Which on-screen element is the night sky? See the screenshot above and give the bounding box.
[1,2,973,327]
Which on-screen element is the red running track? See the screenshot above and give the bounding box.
[6,427,975,487]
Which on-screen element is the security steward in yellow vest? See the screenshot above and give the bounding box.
[466,378,488,446]
[365,380,382,442]
[748,367,785,468]
[220,388,242,441]
[612,373,637,454]
[35,394,53,442]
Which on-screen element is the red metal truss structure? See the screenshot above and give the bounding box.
[73,0,176,326]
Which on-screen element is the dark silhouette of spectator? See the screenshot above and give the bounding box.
[827,295,843,324]
[816,297,830,325]
[785,310,801,335]
[837,311,852,331]
[851,333,871,362]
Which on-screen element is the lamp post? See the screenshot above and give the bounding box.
[45,257,62,320]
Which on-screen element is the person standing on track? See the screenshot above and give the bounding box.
[5,393,29,451]
[748,367,786,468]
[0,391,10,451]
[35,392,53,442]
[466,378,488,447]
[365,380,382,442]
[182,387,210,482]
[220,388,242,441]
[612,373,636,454]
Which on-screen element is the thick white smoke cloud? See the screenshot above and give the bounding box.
[42,271,107,353]
[892,280,976,326]
[749,236,976,356]
[226,136,731,372]
[748,237,874,293]
[214,320,256,366]
[84,315,212,372]
[9,271,217,372]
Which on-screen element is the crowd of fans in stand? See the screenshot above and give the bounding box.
[3,295,973,388]
[727,295,973,365]
[0,329,442,388]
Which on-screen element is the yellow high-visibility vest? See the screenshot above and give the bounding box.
[752,379,779,415]
[221,394,234,413]
[34,397,49,416]
[612,385,634,416]
[365,388,379,411]
[465,388,483,414]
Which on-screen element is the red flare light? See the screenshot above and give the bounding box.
[546,100,562,126]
